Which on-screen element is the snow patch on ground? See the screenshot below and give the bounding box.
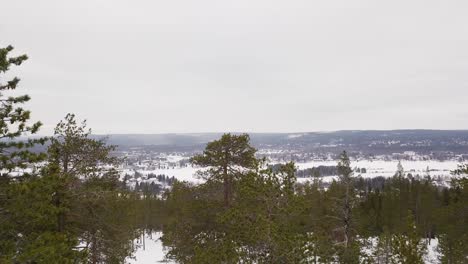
[424,239,440,264]
[127,232,174,264]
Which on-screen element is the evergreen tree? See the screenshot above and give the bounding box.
[336,151,354,248]
[222,162,306,263]
[331,151,361,263]
[372,230,394,264]
[47,113,119,233]
[436,165,468,263]
[190,133,257,207]
[47,114,138,263]
[396,161,404,178]
[1,173,84,263]
[0,45,49,261]
[300,181,335,263]
[0,45,46,177]
[391,212,426,264]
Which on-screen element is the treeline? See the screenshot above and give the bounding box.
[295,165,338,177]
[133,174,177,195]
[153,134,468,263]
[274,164,368,178]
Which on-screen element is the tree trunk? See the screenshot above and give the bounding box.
[223,165,229,207]
[343,180,351,249]
[57,153,69,232]
[91,232,98,264]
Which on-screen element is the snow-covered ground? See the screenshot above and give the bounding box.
[127,232,173,264]
[425,239,440,264]
[295,160,460,178]
[296,160,461,185]
[128,160,461,185]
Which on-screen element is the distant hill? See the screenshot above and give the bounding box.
[93,130,468,155]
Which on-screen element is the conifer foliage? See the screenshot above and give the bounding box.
[162,136,468,263]
[0,45,46,176]
[0,45,50,262]
[190,133,257,207]
[0,46,139,263]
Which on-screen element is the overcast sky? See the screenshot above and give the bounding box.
[1,0,468,135]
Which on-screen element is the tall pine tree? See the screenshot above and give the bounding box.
[190,133,257,207]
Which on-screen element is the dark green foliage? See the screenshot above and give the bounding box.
[47,114,139,263]
[191,133,257,207]
[372,230,394,264]
[162,136,468,263]
[162,181,228,263]
[1,110,140,262]
[1,174,84,262]
[436,169,468,263]
[48,113,119,178]
[391,213,426,264]
[221,162,306,263]
[331,151,361,263]
[0,45,46,176]
[0,45,49,261]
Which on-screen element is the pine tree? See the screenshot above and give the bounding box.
[301,180,335,263]
[436,165,468,263]
[47,114,119,233]
[373,230,394,264]
[1,173,84,262]
[190,133,257,207]
[0,45,48,261]
[396,161,404,178]
[330,151,361,263]
[391,212,426,264]
[47,114,138,263]
[218,162,305,263]
[0,45,46,177]
[337,151,354,248]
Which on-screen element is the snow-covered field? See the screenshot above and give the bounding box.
[296,160,461,185]
[129,160,461,185]
[296,160,460,178]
